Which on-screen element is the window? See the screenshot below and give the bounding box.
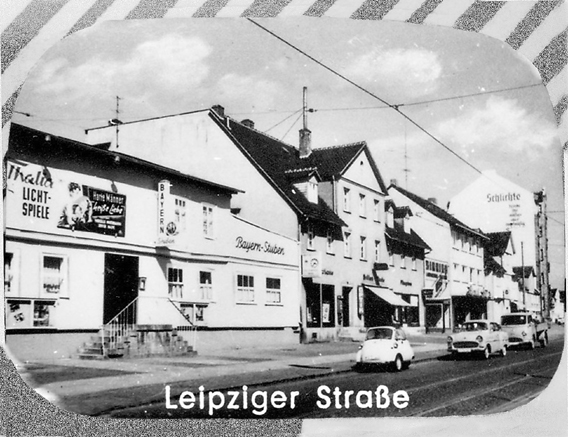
[373,199,381,222]
[412,256,417,271]
[343,231,351,258]
[386,208,394,228]
[174,197,187,233]
[374,240,380,263]
[6,299,56,328]
[343,187,351,212]
[180,303,205,324]
[401,254,406,269]
[326,228,334,254]
[202,204,215,237]
[199,271,213,301]
[42,255,67,295]
[237,274,255,303]
[307,222,315,250]
[168,267,184,299]
[389,250,394,266]
[359,194,366,217]
[266,277,281,304]
[4,252,14,294]
[360,236,367,260]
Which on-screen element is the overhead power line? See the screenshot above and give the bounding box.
[247,18,491,177]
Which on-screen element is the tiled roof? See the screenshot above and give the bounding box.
[485,232,512,257]
[212,114,346,226]
[385,226,431,251]
[389,184,487,239]
[484,256,506,276]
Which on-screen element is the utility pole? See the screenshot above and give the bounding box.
[534,189,550,319]
[403,120,410,189]
[521,241,525,309]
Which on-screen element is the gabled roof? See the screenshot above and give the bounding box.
[385,226,431,251]
[210,112,346,226]
[7,123,242,195]
[389,184,487,240]
[513,266,535,279]
[485,232,512,257]
[484,256,506,276]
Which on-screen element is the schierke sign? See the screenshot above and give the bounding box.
[235,236,285,255]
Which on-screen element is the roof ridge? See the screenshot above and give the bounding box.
[314,141,366,151]
[227,115,298,150]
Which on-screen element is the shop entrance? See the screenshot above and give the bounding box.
[103,253,139,324]
[341,287,351,327]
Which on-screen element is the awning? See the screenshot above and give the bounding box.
[364,285,412,307]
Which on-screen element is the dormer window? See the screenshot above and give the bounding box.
[386,207,394,228]
[307,178,318,204]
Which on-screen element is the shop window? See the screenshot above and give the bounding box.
[266,277,281,304]
[307,222,315,250]
[202,204,215,238]
[4,252,14,294]
[326,228,334,254]
[168,267,184,299]
[237,274,255,303]
[199,271,213,301]
[343,187,351,212]
[359,194,366,218]
[373,199,381,222]
[42,255,67,295]
[6,299,55,328]
[360,236,367,260]
[343,231,351,258]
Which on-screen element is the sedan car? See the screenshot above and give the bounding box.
[355,326,415,371]
[447,320,508,359]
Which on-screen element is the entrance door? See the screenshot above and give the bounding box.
[342,287,351,327]
[103,253,139,324]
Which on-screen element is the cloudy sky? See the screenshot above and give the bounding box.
[11,17,564,288]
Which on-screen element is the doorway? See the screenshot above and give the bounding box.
[342,287,351,327]
[103,253,139,324]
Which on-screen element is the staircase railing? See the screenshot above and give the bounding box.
[101,296,138,357]
[167,298,198,352]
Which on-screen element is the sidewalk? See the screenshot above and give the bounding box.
[15,332,450,416]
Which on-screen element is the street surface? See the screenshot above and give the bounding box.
[107,336,564,419]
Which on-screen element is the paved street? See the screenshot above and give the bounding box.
[11,325,565,419]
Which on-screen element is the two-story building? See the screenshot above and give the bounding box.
[5,123,300,361]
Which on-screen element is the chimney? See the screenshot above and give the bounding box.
[241,119,255,129]
[390,179,397,186]
[211,105,225,118]
[428,197,437,205]
[299,87,312,159]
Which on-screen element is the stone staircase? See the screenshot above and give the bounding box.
[78,324,196,360]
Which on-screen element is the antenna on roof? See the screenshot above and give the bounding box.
[299,87,312,158]
[403,118,410,189]
[108,96,123,148]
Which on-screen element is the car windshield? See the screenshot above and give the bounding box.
[366,328,393,340]
[462,322,488,331]
[501,315,526,325]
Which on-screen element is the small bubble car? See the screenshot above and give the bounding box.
[355,326,415,371]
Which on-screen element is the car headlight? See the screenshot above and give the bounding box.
[522,331,527,337]
[447,336,453,344]
[476,335,483,343]
[392,342,398,349]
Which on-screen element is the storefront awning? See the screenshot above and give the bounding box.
[364,285,412,307]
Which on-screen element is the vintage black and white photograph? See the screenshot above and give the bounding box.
[1,2,566,436]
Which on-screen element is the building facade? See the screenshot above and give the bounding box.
[5,124,300,361]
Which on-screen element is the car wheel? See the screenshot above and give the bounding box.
[392,355,403,372]
[529,338,535,350]
[500,345,507,357]
[482,346,491,360]
[540,333,548,348]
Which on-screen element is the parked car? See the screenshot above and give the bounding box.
[447,320,508,359]
[355,326,414,371]
[501,312,549,349]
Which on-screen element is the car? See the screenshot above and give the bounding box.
[355,326,415,371]
[501,312,548,349]
[447,320,508,359]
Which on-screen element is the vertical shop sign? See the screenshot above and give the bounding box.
[157,180,177,246]
[357,285,364,317]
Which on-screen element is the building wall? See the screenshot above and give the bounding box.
[448,170,538,270]
[86,112,300,239]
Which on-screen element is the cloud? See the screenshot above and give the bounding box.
[28,35,212,109]
[216,73,282,112]
[345,47,443,97]
[437,96,558,157]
